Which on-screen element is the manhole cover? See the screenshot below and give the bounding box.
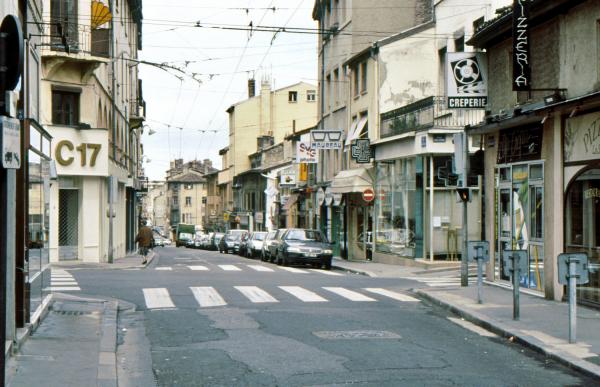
[313,330,401,340]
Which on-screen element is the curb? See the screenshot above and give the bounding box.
[332,264,376,277]
[415,289,600,380]
[98,300,119,387]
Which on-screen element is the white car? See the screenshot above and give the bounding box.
[163,238,172,246]
[246,232,267,258]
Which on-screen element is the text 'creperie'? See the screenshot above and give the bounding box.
[448,97,488,108]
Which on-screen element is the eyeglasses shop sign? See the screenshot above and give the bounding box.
[446,52,488,109]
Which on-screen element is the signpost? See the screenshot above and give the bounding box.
[1,116,20,169]
[468,241,489,304]
[362,188,375,203]
[503,250,528,320]
[558,253,589,343]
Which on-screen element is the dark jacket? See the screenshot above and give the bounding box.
[135,226,154,247]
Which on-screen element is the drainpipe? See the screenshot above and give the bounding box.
[108,0,117,263]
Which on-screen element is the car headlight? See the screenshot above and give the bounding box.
[322,249,333,254]
[286,247,301,253]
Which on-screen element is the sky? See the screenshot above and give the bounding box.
[138,0,319,180]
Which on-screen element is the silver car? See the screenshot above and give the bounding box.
[261,231,277,261]
[246,231,267,258]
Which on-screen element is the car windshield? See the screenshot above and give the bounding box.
[180,233,193,240]
[254,232,267,240]
[285,229,325,242]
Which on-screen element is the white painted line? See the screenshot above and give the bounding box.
[278,286,328,302]
[448,317,497,337]
[426,283,460,287]
[218,265,242,271]
[51,281,78,285]
[51,276,73,279]
[247,265,274,272]
[188,266,209,271]
[363,288,420,303]
[234,286,278,303]
[309,269,343,276]
[47,286,81,291]
[155,267,172,271]
[322,287,376,302]
[278,267,309,274]
[190,287,227,307]
[143,288,176,309]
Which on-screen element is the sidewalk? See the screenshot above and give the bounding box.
[6,250,158,387]
[333,257,600,380]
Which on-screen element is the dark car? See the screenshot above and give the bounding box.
[261,231,277,261]
[276,228,333,269]
[219,233,241,254]
[267,228,288,263]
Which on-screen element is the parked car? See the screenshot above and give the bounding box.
[163,238,172,246]
[276,228,333,269]
[153,237,165,247]
[238,233,251,256]
[261,231,277,261]
[193,235,203,249]
[219,233,241,254]
[211,233,224,251]
[185,238,195,248]
[246,231,267,258]
[267,228,288,263]
[201,233,214,249]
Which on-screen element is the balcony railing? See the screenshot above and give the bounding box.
[41,22,110,58]
[380,96,485,139]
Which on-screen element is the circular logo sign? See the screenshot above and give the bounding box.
[362,188,375,202]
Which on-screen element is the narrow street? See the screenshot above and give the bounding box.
[62,247,591,386]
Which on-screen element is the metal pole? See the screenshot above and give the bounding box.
[108,0,117,263]
[513,258,520,320]
[430,156,434,262]
[461,132,469,286]
[568,259,577,343]
[477,256,483,304]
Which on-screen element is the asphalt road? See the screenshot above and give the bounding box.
[70,246,594,386]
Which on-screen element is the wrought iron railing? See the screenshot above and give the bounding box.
[380,96,485,139]
[41,22,110,58]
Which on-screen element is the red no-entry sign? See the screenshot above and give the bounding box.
[362,188,375,202]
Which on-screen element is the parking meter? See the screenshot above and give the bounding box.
[503,250,528,320]
[468,241,489,304]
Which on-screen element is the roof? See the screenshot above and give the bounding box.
[167,172,206,184]
[468,0,587,48]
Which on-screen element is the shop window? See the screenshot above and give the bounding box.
[566,168,600,306]
[52,89,80,125]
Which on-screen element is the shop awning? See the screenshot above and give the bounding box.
[282,193,299,210]
[331,167,373,194]
[345,115,368,146]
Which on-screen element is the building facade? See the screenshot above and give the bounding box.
[467,0,600,305]
[42,0,145,264]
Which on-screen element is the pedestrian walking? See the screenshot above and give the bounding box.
[135,221,154,264]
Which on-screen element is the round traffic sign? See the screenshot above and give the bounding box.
[362,188,375,202]
[0,15,24,91]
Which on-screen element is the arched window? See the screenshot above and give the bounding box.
[565,168,600,306]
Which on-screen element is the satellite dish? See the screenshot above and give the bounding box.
[0,15,24,92]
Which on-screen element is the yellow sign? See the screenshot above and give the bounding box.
[55,140,101,167]
[299,163,308,181]
[223,213,230,221]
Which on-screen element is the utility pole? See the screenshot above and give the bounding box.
[108,0,117,263]
[461,132,469,287]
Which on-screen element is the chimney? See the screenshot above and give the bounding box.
[203,158,212,173]
[248,78,256,98]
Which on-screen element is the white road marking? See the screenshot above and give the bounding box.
[448,317,497,337]
[310,269,343,276]
[278,286,328,302]
[218,265,242,271]
[234,286,278,303]
[51,281,78,285]
[188,266,209,271]
[155,267,172,271]
[363,288,420,302]
[278,267,309,273]
[247,265,274,272]
[322,287,376,302]
[46,287,81,291]
[143,288,175,309]
[190,287,227,307]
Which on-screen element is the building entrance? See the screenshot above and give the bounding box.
[58,189,79,260]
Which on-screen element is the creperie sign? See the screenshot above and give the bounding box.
[55,140,102,167]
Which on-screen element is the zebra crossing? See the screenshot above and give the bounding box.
[142,286,419,310]
[152,263,344,276]
[48,269,80,292]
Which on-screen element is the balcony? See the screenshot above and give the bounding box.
[380,96,485,139]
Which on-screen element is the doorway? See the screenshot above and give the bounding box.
[496,163,544,290]
[58,189,79,260]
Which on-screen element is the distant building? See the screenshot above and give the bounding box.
[166,159,218,237]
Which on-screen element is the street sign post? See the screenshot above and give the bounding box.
[362,188,374,203]
[558,253,589,343]
[503,250,528,320]
[468,241,489,304]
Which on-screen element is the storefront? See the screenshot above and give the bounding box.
[564,111,600,307]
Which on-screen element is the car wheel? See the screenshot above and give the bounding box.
[276,253,282,266]
[282,254,289,267]
[324,259,332,270]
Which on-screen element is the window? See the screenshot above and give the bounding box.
[50,0,78,51]
[52,89,79,125]
[185,196,192,206]
[454,36,465,52]
[288,91,298,103]
[353,64,359,97]
[325,74,331,110]
[333,68,339,105]
[360,61,367,94]
[307,90,316,102]
[185,184,193,190]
